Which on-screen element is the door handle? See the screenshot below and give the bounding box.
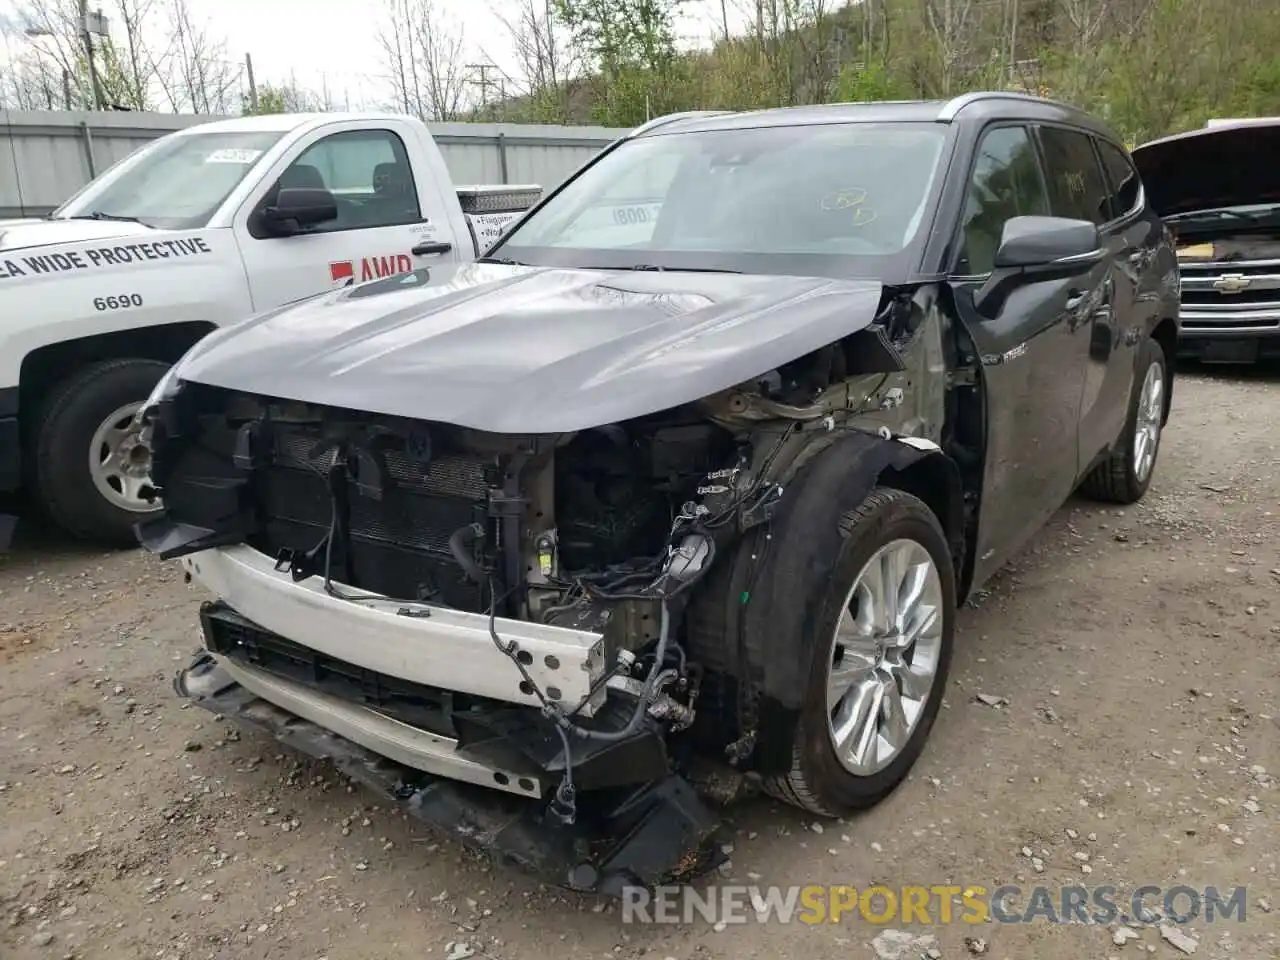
[412,241,453,256]
[1065,291,1087,311]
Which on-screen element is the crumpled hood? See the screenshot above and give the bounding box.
[0,217,154,251]
[175,261,890,432]
[1132,122,1280,218]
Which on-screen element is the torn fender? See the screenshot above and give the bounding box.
[171,261,901,433]
[692,430,964,774]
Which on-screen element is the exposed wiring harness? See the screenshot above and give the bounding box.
[295,423,809,825]
[456,427,802,815]
[483,581,682,824]
[297,443,706,825]
[558,424,795,603]
[293,450,398,604]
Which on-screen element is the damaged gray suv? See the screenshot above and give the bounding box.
[136,93,1180,894]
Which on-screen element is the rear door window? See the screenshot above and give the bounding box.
[1095,139,1142,220]
[1037,126,1111,225]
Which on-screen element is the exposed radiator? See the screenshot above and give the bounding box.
[246,423,496,611]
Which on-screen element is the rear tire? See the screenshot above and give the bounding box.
[31,358,169,546]
[762,487,956,816]
[1079,337,1167,505]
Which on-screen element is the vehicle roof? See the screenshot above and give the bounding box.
[637,92,1122,141]
[169,112,412,137]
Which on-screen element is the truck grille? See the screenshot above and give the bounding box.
[1177,260,1280,332]
[247,422,494,611]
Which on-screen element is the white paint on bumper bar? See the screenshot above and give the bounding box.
[183,545,607,716]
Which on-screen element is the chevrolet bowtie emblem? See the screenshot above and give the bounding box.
[1213,274,1252,294]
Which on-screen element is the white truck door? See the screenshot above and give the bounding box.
[232,119,461,310]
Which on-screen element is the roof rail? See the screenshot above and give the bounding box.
[1205,116,1280,128]
[629,110,735,137]
[937,90,1063,121]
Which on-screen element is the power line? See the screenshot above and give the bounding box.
[466,61,500,107]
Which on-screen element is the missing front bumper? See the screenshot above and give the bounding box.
[175,652,726,894]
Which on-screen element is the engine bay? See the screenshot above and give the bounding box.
[140,375,813,851]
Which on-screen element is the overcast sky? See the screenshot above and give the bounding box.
[179,0,756,110]
[0,0,770,112]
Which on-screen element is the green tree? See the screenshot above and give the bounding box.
[515,0,1280,143]
[552,0,685,124]
[833,62,908,103]
[241,80,326,116]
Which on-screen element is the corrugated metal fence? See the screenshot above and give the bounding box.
[0,110,629,218]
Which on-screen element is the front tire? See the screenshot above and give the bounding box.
[764,487,956,816]
[1079,337,1167,504]
[31,358,169,546]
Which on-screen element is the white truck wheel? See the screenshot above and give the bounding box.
[32,359,169,546]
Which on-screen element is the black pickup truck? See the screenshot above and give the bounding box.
[1133,119,1280,363]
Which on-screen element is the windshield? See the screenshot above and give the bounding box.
[54,131,285,230]
[492,121,949,277]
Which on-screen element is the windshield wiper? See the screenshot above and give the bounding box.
[475,255,528,266]
[61,211,149,224]
[1165,208,1271,225]
[625,264,742,274]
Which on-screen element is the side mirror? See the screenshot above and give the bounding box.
[263,186,337,234]
[976,215,1105,317]
[993,215,1103,271]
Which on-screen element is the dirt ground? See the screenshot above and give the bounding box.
[2,364,1277,960]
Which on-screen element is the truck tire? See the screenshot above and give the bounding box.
[1078,337,1167,504]
[758,487,957,816]
[31,358,170,546]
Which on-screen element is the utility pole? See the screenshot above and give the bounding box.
[79,0,106,110]
[245,52,258,112]
[467,62,498,113]
[1008,0,1019,89]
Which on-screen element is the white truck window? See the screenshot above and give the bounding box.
[53,131,284,231]
[258,129,423,235]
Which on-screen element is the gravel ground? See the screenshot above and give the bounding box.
[1,364,1277,960]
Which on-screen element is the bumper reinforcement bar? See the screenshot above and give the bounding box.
[219,655,545,798]
[175,653,726,895]
[179,545,609,716]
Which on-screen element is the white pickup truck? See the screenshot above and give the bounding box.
[0,112,541,546]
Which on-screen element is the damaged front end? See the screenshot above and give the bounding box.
[136,286,946,892]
